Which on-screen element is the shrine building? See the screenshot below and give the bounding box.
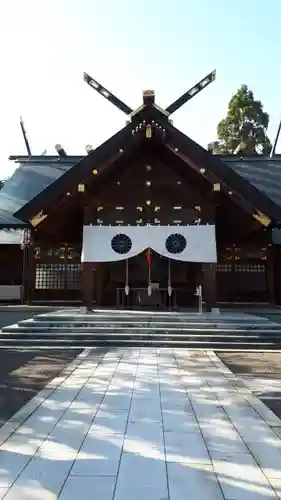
[1,71,281,310]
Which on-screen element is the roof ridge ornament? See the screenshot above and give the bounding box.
[83,69,216,120]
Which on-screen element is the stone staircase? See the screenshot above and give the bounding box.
[1,309,281,350]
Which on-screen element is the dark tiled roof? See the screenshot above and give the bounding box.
[2,154,281,227]
[224,156,281,208]
[0,157,78,227]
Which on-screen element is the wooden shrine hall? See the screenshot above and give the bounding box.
[1,70,281,310]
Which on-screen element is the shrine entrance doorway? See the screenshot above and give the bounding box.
[111,251,201,309]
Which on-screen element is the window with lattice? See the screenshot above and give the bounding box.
[235,264,265,273]
[35,263,82,289]
[216,264,232,272]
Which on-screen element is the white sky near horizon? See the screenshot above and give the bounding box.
[1,0,281,178]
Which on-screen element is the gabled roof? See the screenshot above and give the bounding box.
[4,104,281,228]
[0,156,77,228]
[6,154,281,222]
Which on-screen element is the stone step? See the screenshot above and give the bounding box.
[2,309,280,351]
[1,330,280,340]
[18,319,279,330]
[34,313,268,323]
[3,324,281,335]
[0,339,280,351]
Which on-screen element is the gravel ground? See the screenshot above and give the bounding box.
[0,310,83,427]
[218,351,281,420]
[0,349,82,426]
[217,352,281,375]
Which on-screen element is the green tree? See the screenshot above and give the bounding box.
[208,85,272,155]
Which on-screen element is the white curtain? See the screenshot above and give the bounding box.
[82,225,217,263]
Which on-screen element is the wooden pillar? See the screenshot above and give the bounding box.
[82,202,94,311]
[22,246,28,304]
[82,262,94,311]
[202,198,217,311]
[95,263,103,307]
[267,245,276,304]
[203,263,217,311]
[25,233,36,304]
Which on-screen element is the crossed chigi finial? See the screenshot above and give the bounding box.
[53,70,216,157]
[83,70,216,117]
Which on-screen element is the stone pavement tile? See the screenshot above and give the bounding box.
[2,446,75,500]
[190,398,226,421]
[159,384,186,396]
[0,422,57,490]
[114,451,168,500]
[212,450,278,499]
[85,379,109,390]
[0,450,32,490]
[221,401,258,419]
[200,419,250,454]
[129,397,162,423]
[167,462,224,500]
[0,488,8,500]
[108,378,135,392]
[132,386,160,399]
[135,374,158,384]
[6,394,48,426]
[125,421,164,458]
[268,478,281,500]
[59,475,116,500]
[161,393,192,412]
[229,417,279,444]
[274,428,281,440]
[70,432,124,476]
[42,388,80,411]
[44,406,97,450]
[101,393,132,411]
[136,367,158,374]
[247,440,281,479]
[0,422,19,447]
[206,436,250,456]
[70,388,105,409]
[90,409,129,434]
[17,404,67,436]
[162,409,199,433]
[165,431,211,465]
[158,364,179,374]
[112,370,137,381]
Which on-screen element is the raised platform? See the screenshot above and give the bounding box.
[2,309,281,350]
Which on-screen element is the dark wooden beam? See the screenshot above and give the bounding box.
[83,72,133,115]
[165,70,216,115]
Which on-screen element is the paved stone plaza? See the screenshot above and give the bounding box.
[1,348,281,499]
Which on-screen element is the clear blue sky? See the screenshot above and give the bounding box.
[1,0,281,176]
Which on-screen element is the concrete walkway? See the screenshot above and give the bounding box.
[1,349,281,499]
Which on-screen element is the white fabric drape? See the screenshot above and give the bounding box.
[82,225,217,263]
